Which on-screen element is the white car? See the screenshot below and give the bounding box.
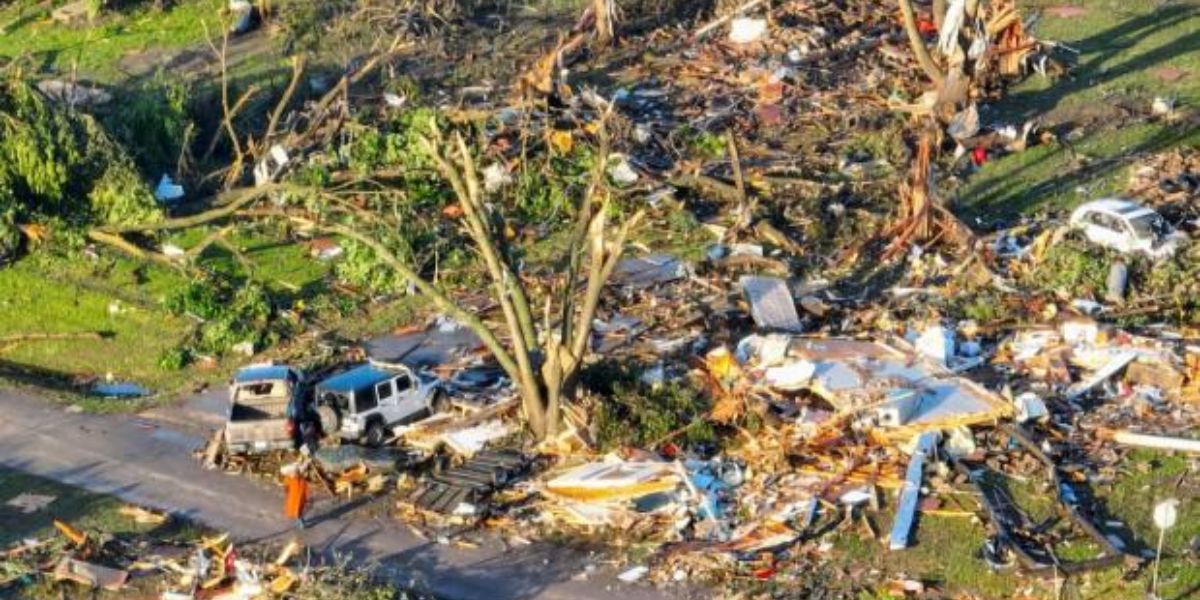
[1068,198,1187,260]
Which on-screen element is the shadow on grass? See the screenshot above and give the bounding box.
[1000,4,1199,120]
[0,358,85,396]
[954,4,1200,226]
[956,119,1198,225]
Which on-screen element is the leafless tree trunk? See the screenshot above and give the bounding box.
[594,0,616,44]
[418,119,642,439]
[897,0,945,84]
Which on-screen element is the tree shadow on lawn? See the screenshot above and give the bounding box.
[953,4,1199,227]
[0,358,89,396]
[1000,3,1199,121]
[954,117,1198,226]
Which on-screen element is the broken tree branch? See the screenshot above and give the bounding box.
[263,55,306,147]
[0,331,105,344]
[897,0,945,84]
[86,230,176,268]
[96,184,286,235]
[694,0,768,41]
[274,214,524,384]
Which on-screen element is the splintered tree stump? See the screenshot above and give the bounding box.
[883,133,974,259]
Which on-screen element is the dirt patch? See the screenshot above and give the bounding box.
[1040,96,1134,130]
[117,27,278,80]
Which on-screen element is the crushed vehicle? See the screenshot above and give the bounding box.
[224,364,311,454]
[1068,198,1188,260]
[313,361,445,447]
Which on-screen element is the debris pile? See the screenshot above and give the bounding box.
[15,0,1192,595]
[0,510,366,598]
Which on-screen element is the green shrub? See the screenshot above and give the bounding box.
[98,75,191,177]
[0,199,20,264]
[157,346,190,370]
[583,359,715,451]
[677,126,725,159]
[333,237,409,295]
[0,77,161,237]
[1025,239,1110,296]
[164,276,278,359]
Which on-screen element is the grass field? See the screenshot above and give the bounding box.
[0,228,337,404]
[0,0,224,81]
[0,468,203,551]
[954,0,1199,225]
[828,448,1198,599]
[0,254,193,398]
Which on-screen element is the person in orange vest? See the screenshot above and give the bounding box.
[282,460,309,529]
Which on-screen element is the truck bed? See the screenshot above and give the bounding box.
[226,387,292,452]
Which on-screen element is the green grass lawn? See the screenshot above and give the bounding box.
[0,254,193,398]
[0,233,334,404]
[954,0,1199,225]
[0,0,223,82]
[0,467,201,548]
[164,226,332,296]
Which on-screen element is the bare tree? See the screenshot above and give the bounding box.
[413,119,643,439]
[897,0,944,85]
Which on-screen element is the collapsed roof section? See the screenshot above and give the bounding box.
[743,336,1013,437]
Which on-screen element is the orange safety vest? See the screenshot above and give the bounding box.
[284,473,308,519]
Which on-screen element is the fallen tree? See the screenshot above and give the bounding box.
[0,76,162,263]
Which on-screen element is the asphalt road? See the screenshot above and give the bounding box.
[0,387,671,600]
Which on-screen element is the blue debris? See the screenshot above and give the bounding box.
[92,382,150,398]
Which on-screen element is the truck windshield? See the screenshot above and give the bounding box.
[1129,214,1166,239]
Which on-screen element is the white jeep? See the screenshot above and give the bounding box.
[313,361,445,447]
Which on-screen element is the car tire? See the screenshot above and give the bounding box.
[491,465,509,487]
[316,405,340,436]
[431,453,450,476]
[365,420,386,447]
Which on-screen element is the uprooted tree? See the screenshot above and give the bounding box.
[0,76,163,263]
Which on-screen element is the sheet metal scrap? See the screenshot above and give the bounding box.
[612,254,689,290]
[52,557,128,592]
[740,276,802,332]
[887,431,938,550]
[759,337,1012,434]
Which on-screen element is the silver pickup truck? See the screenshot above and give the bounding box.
[224,364,308,454]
